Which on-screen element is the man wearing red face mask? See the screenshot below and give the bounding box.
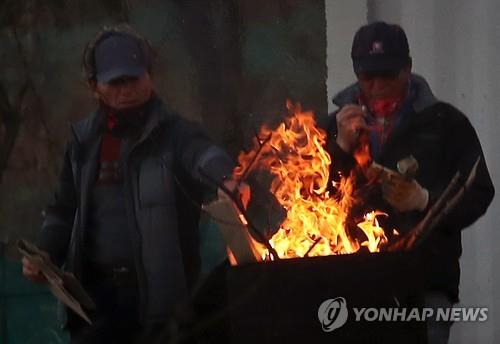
[21,25,249,343]
[326,22,494,343]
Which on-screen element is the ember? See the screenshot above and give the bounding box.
[234,102,389,260]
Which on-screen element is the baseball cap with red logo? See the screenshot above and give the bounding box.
[351,21,410,75]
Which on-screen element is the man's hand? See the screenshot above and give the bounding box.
[336,104,370,152]
[22,256,47,284]
[382,174,429,213]
[220,179,251,209]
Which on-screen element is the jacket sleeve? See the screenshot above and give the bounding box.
[172,118,235,195]
[37,142,77,266]
[438,106,495,233]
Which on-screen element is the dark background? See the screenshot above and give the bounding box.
[0,0,326,342]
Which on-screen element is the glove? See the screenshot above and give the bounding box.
[382,174,429,213]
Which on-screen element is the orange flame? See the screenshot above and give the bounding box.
[234,102,389,259]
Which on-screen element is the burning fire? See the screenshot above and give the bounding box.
[234,101,388,259]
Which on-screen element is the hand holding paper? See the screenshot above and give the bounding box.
[18,239,95,324]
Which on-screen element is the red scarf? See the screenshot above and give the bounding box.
[97,112,122,183]
[361,96,403,150]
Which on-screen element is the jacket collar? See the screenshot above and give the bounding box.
[331,74,439,113]
[71,95,168,146]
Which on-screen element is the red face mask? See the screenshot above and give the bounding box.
[358,95,404,150]
[368,97,402,118]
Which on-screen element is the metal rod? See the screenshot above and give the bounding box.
[239,132,273,183]
[199,168,280,259]
[304,237,322,257]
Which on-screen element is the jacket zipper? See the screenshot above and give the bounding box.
[122,144,149,321]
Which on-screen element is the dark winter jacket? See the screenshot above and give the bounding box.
[37,96,234,323]
[325,74,495,301]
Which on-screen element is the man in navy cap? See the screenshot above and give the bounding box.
[327,21,494,343]
[22,24,249,343]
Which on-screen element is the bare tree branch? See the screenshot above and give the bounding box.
[0,26,35,183]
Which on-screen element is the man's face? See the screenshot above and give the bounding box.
[357,66,411,102]
[93,72,153,110]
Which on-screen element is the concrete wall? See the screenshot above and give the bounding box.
[326,1,500,342]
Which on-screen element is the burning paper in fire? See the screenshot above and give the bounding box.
[203,101,479,265]
[228,101,389,261]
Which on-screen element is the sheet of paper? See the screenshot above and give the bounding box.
[18,239,95,324]
[203,198,262,265]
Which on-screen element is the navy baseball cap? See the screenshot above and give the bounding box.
[94,33,148,83]
[351,21,410,75]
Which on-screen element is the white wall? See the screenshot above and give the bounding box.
[326,1,500,342]
[325,0,366,110]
